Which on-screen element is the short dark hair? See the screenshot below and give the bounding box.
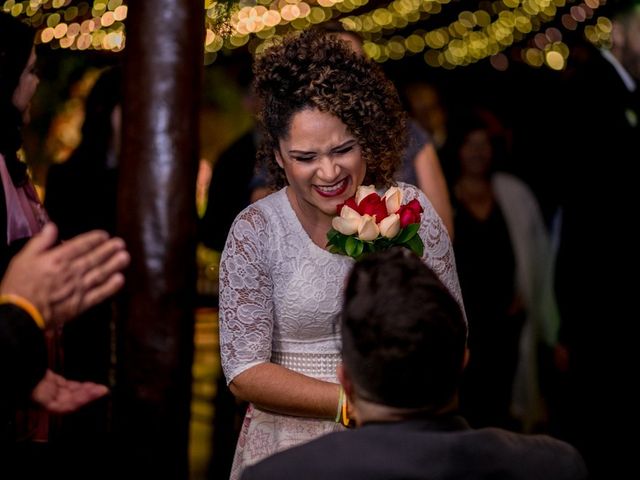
[252,28,406,189]
[341,248,467,410]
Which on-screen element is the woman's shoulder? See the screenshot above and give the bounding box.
[223,188,295,263]
[397,181,426,202]
[396,181,445,228]
[252,187,287,209]
[230,188,287,232]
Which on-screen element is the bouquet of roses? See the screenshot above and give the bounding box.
[326,185,424,260]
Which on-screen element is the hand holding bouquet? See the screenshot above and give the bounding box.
[326,185,424,260]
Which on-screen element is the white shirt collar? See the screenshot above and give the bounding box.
[601,49,637,92]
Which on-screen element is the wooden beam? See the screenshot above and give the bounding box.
[116,1,203,476]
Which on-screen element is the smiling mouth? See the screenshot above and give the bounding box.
[314,177,349,197]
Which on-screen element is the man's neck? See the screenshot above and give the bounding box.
[352,395,458,426]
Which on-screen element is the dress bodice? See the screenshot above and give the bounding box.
[219,182,463,384]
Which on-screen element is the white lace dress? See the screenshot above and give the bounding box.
[219,182,463,479]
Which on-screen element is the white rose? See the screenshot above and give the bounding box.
[332,216,360,235]
[355,184,377,205]
[357,215,380,241]
[383,186,403,214]
[340,205,361,220]
[379,214,401,238]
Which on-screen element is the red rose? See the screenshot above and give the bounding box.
[358,192,388,222]
[397,199,423,227]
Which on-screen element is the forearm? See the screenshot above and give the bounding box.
[230,362,341,419]
[414,144,454,238]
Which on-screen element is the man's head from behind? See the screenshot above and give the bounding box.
[340,248,467,413]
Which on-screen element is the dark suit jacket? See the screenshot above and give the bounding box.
[241,415,587,480]
[555,47,640,358]
[549,45,640,479]
[0,304,46,443]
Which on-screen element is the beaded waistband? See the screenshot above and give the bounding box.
[271,351,341,377]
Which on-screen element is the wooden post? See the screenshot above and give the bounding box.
[116,1,203,476]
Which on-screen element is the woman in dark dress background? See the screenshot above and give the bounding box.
[445,112,558,432]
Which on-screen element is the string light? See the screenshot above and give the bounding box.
[3,1,125,52]
[3,0,613,70]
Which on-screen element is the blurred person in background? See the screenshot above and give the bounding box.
[0,11,60,468]
[1,222,130,477]
[44,66,122,472]
[1,225,129,426]
[43,65,123,472]
[0,12,47,274]
[198,64,264,255]
[443,111,558,433]
[45,66,122,239]
[402,80,448,152]
[551,1,640,477]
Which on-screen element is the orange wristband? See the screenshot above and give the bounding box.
[341,390,354,428]
[335,386,345,423]
[0,293,46,329]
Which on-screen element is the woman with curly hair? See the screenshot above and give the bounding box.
[218,29,464,478]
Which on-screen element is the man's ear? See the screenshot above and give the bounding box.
[462,347,470,371]
[337,363,354,398]
[274,148,284,169]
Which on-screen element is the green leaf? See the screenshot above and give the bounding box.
[327,228,340,242]
[404,234,424,257]
[327,230,350,253]
[328,245,343,255]
[345,236,359,257]
[373,236,392,251]
[395,223,420,244]
[353,239,364,258]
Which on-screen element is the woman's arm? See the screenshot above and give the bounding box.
[405,184,466,322]
[219,206,341,420]
[230,363,340,419]
[413,143,454,239]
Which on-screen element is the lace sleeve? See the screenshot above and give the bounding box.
[403,183,467,322]
[219,206,274,384]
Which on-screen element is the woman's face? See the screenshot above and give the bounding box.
[12,47,39,124]
[275,108,366,220]
[459,129,493,176]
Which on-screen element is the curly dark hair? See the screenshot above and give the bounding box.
[253,28,406,189]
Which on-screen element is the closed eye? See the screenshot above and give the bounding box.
[332,139,357,155]
[333,145,354,155]
[292,155,316,162]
